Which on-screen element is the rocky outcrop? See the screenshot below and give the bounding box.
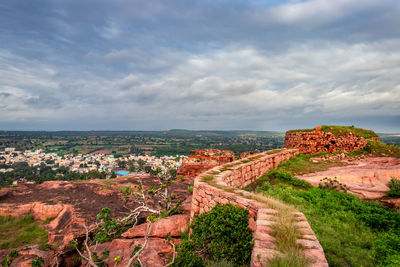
[0,202,64,221]
[122,214,189,238]
[177,149,235,177]
[284,126,380,154]
[7,245,59,267]
[45,205,87,250]
[297,157,400,199]
[85,238,176,267]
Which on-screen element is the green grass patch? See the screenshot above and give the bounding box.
[253,183,400,266]
[0,216,48,249]
[275,153,347,176]
[267,203,311,267]
[201,174,215,182]
[321,125,378,139]
[348,141,400,157]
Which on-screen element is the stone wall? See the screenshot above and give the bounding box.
[284,126,380,154]
[190,149,328,267]
[177,149,235,177]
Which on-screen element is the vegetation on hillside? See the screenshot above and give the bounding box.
[348,141,400,157]
[274,153,347,175]
[321,125,378,138]
[387,178,400,197]
[174,204,253,267]
[246,157,400,266]
[0,216,48,249]
[0,130,284,156]
[289,125,379,139]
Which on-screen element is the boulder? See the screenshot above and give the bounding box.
[7,245,58,267]
[122,214,189,238]
[46,205,87,250]
[84,238,175,267]
[0,202,64,221]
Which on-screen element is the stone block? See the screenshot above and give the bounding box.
[303,249,328,264]
[296,239,322,249]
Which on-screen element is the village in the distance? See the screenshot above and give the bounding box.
[0,130,287,186]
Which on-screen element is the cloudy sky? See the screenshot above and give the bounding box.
[0,0,399,132]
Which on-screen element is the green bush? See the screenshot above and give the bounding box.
[374,232,400,265]
[30,256,44,267]
[174,204,253,267]
[1,249,19,267]
[387,178,400,197]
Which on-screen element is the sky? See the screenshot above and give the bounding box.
[0,0,399,132]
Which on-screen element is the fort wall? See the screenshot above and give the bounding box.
[190,149,328,267]
[284,126,380,154]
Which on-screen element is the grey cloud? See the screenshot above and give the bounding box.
[0,0,399,131]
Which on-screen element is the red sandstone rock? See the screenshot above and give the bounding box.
[297,157,400,199]
[46,205,87,250]
[85,238,175,267]
[122,214,189,238]
[37,181,75,190]
[9,245,59,267]
[380,198,400,211]
[0,202,64,221]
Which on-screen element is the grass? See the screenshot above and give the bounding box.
[274,153,347,176]
[289,125,379,139]
[348,141,400,157]
[246,163,400,266]
[321,125,378,139]
[259,185,380,266]
[266,203,311,267]
[0,216,48,249]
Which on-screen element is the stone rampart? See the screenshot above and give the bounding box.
[284,126,380,154]
[177,149,235,177]
[190,149,328,267]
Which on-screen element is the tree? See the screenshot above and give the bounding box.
[69,175,180,267]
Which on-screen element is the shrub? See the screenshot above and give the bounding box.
[174,204,253,267]
[1,249,19,267]
[387,178,400,197]
[374,232,400,265]
[30,256,44,267]
[319,177,348,192]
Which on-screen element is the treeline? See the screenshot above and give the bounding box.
[0,162,106,187]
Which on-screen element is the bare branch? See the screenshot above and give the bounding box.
[163,240,176,267]
[125,222,152,267]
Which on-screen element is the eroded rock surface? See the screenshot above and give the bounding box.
[122,214,189,238]
[85,238,176,267]
[297,157,400,199]
[0,177,192,263]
